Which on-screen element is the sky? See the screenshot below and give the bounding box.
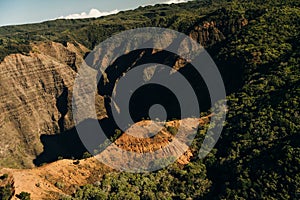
[0,0,191,27]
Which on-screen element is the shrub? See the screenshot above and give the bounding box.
[0,184,14,200]
[54,182,64,189]
[166,126,178,135]
[16,191,31,200]
[82,152,92,159]
[0,174,8,180]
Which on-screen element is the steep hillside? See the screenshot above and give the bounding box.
[0,42,106,168]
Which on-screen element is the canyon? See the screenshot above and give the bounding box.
[0,12,244,168]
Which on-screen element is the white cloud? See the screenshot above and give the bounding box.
[57,0,191,20]
[162,0,190,4]
[58,8,119,20]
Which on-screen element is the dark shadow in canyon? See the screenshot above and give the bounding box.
[96,49,212,127]
[56,86,68,132]
[33,117,118,166]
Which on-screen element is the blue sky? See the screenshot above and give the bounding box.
[0,0,190,27]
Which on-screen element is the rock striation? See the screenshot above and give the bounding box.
[0,41,101,168]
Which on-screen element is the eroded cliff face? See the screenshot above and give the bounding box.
[189,9,248,46]
[0,41,106,168]
[189,21,226,47]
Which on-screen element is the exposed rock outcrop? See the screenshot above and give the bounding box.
[189,9,248,47]
[0,42,105,168]
[189,21,226,46]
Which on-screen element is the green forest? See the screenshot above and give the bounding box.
[0,0,299,199]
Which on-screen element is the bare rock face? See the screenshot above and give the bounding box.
[189,21,226,47]
[98,117,211,171]
[189,9,248,47]
[0,36,183,168]
[0,42,104,168]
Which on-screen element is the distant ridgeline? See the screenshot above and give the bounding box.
[0,0,299,199]
[0,0,253,62]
